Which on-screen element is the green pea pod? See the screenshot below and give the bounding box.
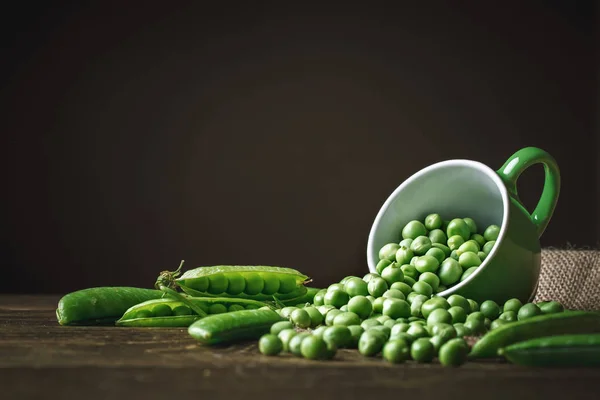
[56,287,164,326]
[156,262,310,301]
[469,310,600,359]
[116,297,270,327]
[278,287,322,306]
[499,334,600,367]
[189,308,284,345]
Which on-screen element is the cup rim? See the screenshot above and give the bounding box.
[366,158,510,296]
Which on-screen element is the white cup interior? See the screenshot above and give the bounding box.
[366,159,509,286]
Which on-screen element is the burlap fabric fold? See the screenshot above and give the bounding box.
[534,248,600,311]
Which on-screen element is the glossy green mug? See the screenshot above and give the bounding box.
[366,147,560,304]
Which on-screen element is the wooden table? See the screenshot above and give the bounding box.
[1,295,599,399]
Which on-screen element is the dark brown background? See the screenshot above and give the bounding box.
[1,1,597,294]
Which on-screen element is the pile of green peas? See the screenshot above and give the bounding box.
[256,265,565,366]
[377,214,500,293]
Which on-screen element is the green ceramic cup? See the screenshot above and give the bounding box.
[367,147,560,304]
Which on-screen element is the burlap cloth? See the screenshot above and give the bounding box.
[534,248,600,311]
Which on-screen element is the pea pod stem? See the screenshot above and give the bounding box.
[159,285,208,318]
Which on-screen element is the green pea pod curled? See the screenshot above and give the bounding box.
[498,333,600,367]
[469,311,600,359]
[56,287,165,326]
[156,262,310,301]
[189,308,284,345]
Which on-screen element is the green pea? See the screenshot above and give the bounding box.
[406,324,429,339]
[391,322,410,335]
[328,283,344,292]
[460,266,478,282]
[259,334,283,356]
[470,233,486,247]
[424,213,442,230]
[303,306,324,328]
[366,295,376,303]
[382,298,411,319]
[429,335,445,353]
[410,256,419,266]
[395,246,414,265]
[466,311,485,322]
[421,297,450,319]
[447,235,465,251]
[409,319,426,326]
[403,276,416,287]
[517,303,542,320]
[384,319,397,329]
[483,224,500,241]
[467,299,479,313]
[333,311,361,327]
[261,273,281,295]
[437,258,463,286]
[367,277,388,298]
[540,300,564,314]
[447,219,470,241]
[135,309,154,319]
[324,290,349,308]
[436,285,447,294]
[427,308,452,326]
[406,292,421,304]
[323,325,352,348]
[343,277,369,297]
[325,309,342,326]
[499,310,517,322]
[450,250,459,260]
[446,294,469,311]
[379,243,400,261]
[228,304,245,312]
[277,328,297,351]
[399,238,413,248]
[482,240,495,255]
[172,305,192,316]
[347,296,372,320]
[383,338,411,363]
[400,264,418,280]
[280,306,297,319]
[456,241,479,256]
[208,274,229,294]
[361,318,381,330]
[372,297,385,314]
[402,220,427,240]
[381,264,405,285]
[368,325,392,340]
[313,289,326,306]
[363,273,380,283]
[390,282,412,297]
[462,217,477,234]
[418,272,440,292]
[219,273,245,295]
[415,255,440,273]
[458,252,482,268]
[503,298,522,313]
[480,300,501,320]
[375,259,393,275]
[151,304,172,317]
[390,332,414,344]
[347,325,364,348]
[279,275,297,294]
[411,337,435,362]
[447,306,467,323]
[490,319,509,330]
[407,316,423,322]
[431,242,451,256]
[410,295,428,318]
[288,332,311,356]
[270,321,294,335]
[382,289,405,301]
[463,318,485,335]
[453,323,470,337]
[244,273,264,295]
[410,236,432,256]
[311,325,328,339]
[358,329,387,356]
[424,248,444,265]
[484,317,491,330]
[187,276,209,292]
[428,229,447,245]
[300,336,328,360]
[208,303,227,314]
[376,315,393,324]
[477,251,487,261]
[429,322,456,340]
[439,338,469,367]
[412,281,433,297]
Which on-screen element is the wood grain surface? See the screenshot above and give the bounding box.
[1,295,599,400]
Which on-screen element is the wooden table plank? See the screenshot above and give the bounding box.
[1,295,599,399]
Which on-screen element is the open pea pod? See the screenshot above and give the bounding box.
[116,296,270,327]
[156,263,311,302]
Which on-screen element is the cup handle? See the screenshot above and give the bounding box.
[496,147,560,238]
